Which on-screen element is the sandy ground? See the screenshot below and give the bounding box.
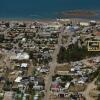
[83,78,97,100]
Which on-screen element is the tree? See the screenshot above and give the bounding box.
[5,22,10,27]
[0,34,4,42]
[57,43,100,63]
[57,46,66,63]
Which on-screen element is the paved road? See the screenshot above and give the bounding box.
[44,32,62,100]
[44,28,73,100]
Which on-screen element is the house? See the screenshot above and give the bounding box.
[90,20,96,26]
[78,80,85,84]
[57,71,69,75]
[34,94,39,100]
[39,67,49,73]
[95,32,100,37]
[15,76,22,83]
[94,36,100,40]
[71,68,75,72]
[33,85,44,91]
[51,82,61,92]
[22,94,29,100]
[21,76,30,85]
[65,82,70,89]
[30,25,35,29]
[73,25,80,31]
[57,18,71,22]
[30,76,35,82]
[16,53,29,60]
[45,22,62,30]
[21,63,28,68]
[82,27,91,33]
[18,83,26,92]
[21,38,26,43]
[65,26,75,32]
[80,22,89,26]
[95,58,100,63]
[72,37,78,44]
[58,92,69,98]
[34,77,45,86]
[12,83,19,91]
[10,52,29,61]
[71,79,77,84]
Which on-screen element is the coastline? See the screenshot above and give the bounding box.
[0,15,100,22]
[0,18,100,23]
[0,16,100,23]
[0,10,99,22]
[0,17,57,23]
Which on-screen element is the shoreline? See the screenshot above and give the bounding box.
[0,17,57,23]
[0,17,100,23]
[0,10,100,22]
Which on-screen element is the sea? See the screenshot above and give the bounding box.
[0,0,100,20]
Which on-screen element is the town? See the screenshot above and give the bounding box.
[0,19,100,100]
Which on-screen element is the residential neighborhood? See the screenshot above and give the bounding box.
[0,19,100,100]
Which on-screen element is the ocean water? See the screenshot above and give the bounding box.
[0,0,100,19]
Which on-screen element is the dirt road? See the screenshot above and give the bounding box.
[83,78,97,100]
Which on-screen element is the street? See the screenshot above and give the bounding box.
[44,29,73,100]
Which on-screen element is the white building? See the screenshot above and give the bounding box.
[10,52,29,60]
[80,22,89,26]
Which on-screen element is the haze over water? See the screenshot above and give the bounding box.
[0,0,100,19]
